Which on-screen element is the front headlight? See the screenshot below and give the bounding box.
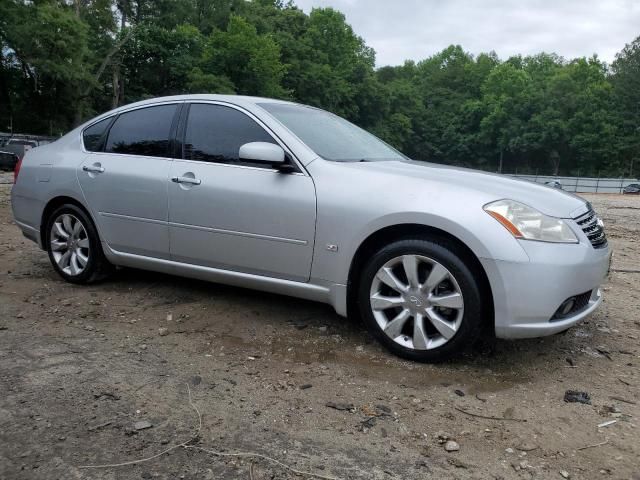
[484,199,578,243]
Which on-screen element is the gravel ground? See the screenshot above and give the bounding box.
[0,171,638,479]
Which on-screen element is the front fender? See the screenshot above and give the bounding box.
[307,159,530,286]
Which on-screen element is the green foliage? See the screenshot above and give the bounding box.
[199,15,286,97]
[0,0,638,176]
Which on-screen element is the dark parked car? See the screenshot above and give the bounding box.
[0,151,19,171]
[623,183,640,194]
[2,139,38,160]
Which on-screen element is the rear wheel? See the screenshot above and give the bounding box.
[45,204,113,284]
[358,238,484,362]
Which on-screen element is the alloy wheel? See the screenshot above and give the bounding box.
[369,255,464,351]
[50,213,90,276]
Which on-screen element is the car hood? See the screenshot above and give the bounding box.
[346,160,588,218]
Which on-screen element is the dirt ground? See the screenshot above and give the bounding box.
[0,172,638,480]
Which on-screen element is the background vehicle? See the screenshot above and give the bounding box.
[10,95,611,362]
[3,138,38,160]
[545,180,563,189]
[623,183,640,194]
[0,151,19,171]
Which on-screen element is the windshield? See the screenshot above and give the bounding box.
[259,103,406,162]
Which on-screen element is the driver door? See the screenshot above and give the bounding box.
[167,103,316,282]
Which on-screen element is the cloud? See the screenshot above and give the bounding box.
[293,0,640,66]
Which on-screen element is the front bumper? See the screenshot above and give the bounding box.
[481,240,611,339]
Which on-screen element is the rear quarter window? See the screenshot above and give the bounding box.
[83,117,113,152]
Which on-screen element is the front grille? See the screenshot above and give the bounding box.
[574,208,607,249]
[551,290,592,321]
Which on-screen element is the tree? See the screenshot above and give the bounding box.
[0,0,636,177]
[612,36,640,177]
[479,63,531,172]
[196,15,286,98]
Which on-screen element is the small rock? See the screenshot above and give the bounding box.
[318,326,328,332]
[190,375,202,386]
[564,390,591,405]
[376,404,392,414]
[326,401,354,411]
[447,457,468,469]
[516,442,539,452]
[454,389,465,397]
[444,441,460,452]
[505,448,515,454]
[560,470,570,479]
[299,384,312,390]
[158,327,169,336]
[358,417,377,432]
[134,420,153,431]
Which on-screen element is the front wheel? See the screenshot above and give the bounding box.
[358,238,484,362]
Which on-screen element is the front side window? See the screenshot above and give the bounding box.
[105,104,177,157]
[83,117,112,152]
[183,104,277,167]
[259,102,406,162]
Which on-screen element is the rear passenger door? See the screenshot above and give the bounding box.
[78,103,180,259]
[167,102,317,282]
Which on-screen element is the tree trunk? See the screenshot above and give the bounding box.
[550,149,560,176]
[0,50,13,126]
[498,150,503,173]
[111,64,120,109]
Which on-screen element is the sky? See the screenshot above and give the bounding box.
[293,0,640,67]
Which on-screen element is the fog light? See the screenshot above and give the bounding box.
[559,298,576,316]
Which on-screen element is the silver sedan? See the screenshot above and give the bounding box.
[11,95,612,361]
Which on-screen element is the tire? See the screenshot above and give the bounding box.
[357,238,484,362]
[45,204,113,284]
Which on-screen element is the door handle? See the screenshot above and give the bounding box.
[82,165,105,173]
[171,176,201,185]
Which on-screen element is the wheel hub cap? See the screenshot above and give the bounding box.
[369,255,464,351]
[50,213,90,276]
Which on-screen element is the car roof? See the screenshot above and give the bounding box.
[114,94,294,111]
[86,94,299,128]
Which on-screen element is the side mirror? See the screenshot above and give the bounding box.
[239,142,285,165]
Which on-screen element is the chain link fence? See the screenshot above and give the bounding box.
[511,174,639,193]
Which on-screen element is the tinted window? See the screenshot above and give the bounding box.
[83,118,112,152]
[106,105,177,157]
[184,104,276,166]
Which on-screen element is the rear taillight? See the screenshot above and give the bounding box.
[14,156,23,183]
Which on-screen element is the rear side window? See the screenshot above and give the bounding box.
[106,104,177,157]
[184,104,276,166]
[83,117,112,152]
